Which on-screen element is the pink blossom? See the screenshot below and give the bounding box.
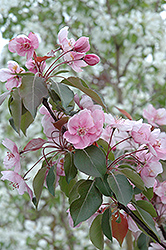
[154,181,166,204]
[25,58,46,74]
[0,60,25,90]
[58,26,75,52]
[64,109,105,149]
[148,130,166,160]
[1,171,33,199]
[8,32,39,60]
[131,123,152,144]
[74,37,90,53]
[2,138,21,173]
[104,113,135,132]
[83,54,100,66]
[74,94,102,111]
[64,51,88,72]
[149,242,165,250]
[39,105,59,140]
[137,161,163,188]
[143,104,166,127]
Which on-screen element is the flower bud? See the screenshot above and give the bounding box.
[83,54,100,66]
[74,37,90,53]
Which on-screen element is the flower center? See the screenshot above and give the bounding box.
[77,126,88,136]
[9,181,19,189]
[7,152,15,160]
[22,42,31,50]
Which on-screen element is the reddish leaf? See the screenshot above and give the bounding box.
[111,211,128,246]
[53,117,69,131]
[115,106,132,120]
[24,138,47,152]
[36,56,51,62]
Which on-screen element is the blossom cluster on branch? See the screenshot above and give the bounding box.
[0,27,166,250]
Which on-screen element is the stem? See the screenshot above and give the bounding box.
[106,128,115,166]
[107,147,147,171]
[118,202,166,249]
[42,98,58,122]
[44,49,72,78]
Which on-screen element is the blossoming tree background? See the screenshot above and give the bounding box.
[0,0,166,249]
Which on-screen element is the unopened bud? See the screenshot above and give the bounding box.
[74,37,90,53]
[83,54,100,66]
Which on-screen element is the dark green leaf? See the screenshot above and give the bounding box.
[137,233,149,250]
[9,88,22,134]
[70,180,102,226]
[46,165,56,196]
[49,80,74,109]
[97,139,115,161]
[59,176,76,198]
[20,108,34,135]
[95,174,113,197]
[118,167,145,191]
[108,173,134,205]
[68,179,85,204]
[143,187,154,201]
[74,145,107,178]
[33,167,47,208]
[62,77,107,111]
[135,200,157,218]
[19,75,48,118]
[89,214,104,250]
[133,205,159,239]
[64,152,77,183]
[101,207,112,241]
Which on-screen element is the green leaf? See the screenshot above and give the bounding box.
[89,214,104,250]
[95,174,113,197]
[70,180,102,226]
[108,173,134,205]
[97,139,115,161]
[101,207,112,241]
[59,176,76,198]
[9,88,22,134]
[135,200,157,218]
[46,165,56,196]
[49,80,74,110]
[64,152,77,183]
[19,75,48,118]
[0,91,10,105]
[33,167,47,208]
[133,204,159,239]
[20,108,34,135]
[68,179,85,204]
[118,167,145,191]
[62,77,107,111]
[137,233,149,250]
[74,145,107,178]
[143,187,154,201]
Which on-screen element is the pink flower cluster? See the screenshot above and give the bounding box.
[58,26,100,72]
[1,138,33,199]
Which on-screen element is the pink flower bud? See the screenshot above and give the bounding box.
[83,54,100,66]
[74,37,90,53]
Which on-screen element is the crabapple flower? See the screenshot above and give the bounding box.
[154,181,166,204]
[149,242,165,250]
[8,32,39,60]
[137,161,163,188]
[0,60,24,90]
[83,54,100,66]
[74,94,102,111]
[64,51,88,72]
[148,130,166,159]
[131,123,152,144]
[74,37,90,53]
[1,171,33,199]
[143,104,166,127]
[64,108,105,149]
[58,26,75,52]
[25,58,46,74]
[2,138,21,173]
